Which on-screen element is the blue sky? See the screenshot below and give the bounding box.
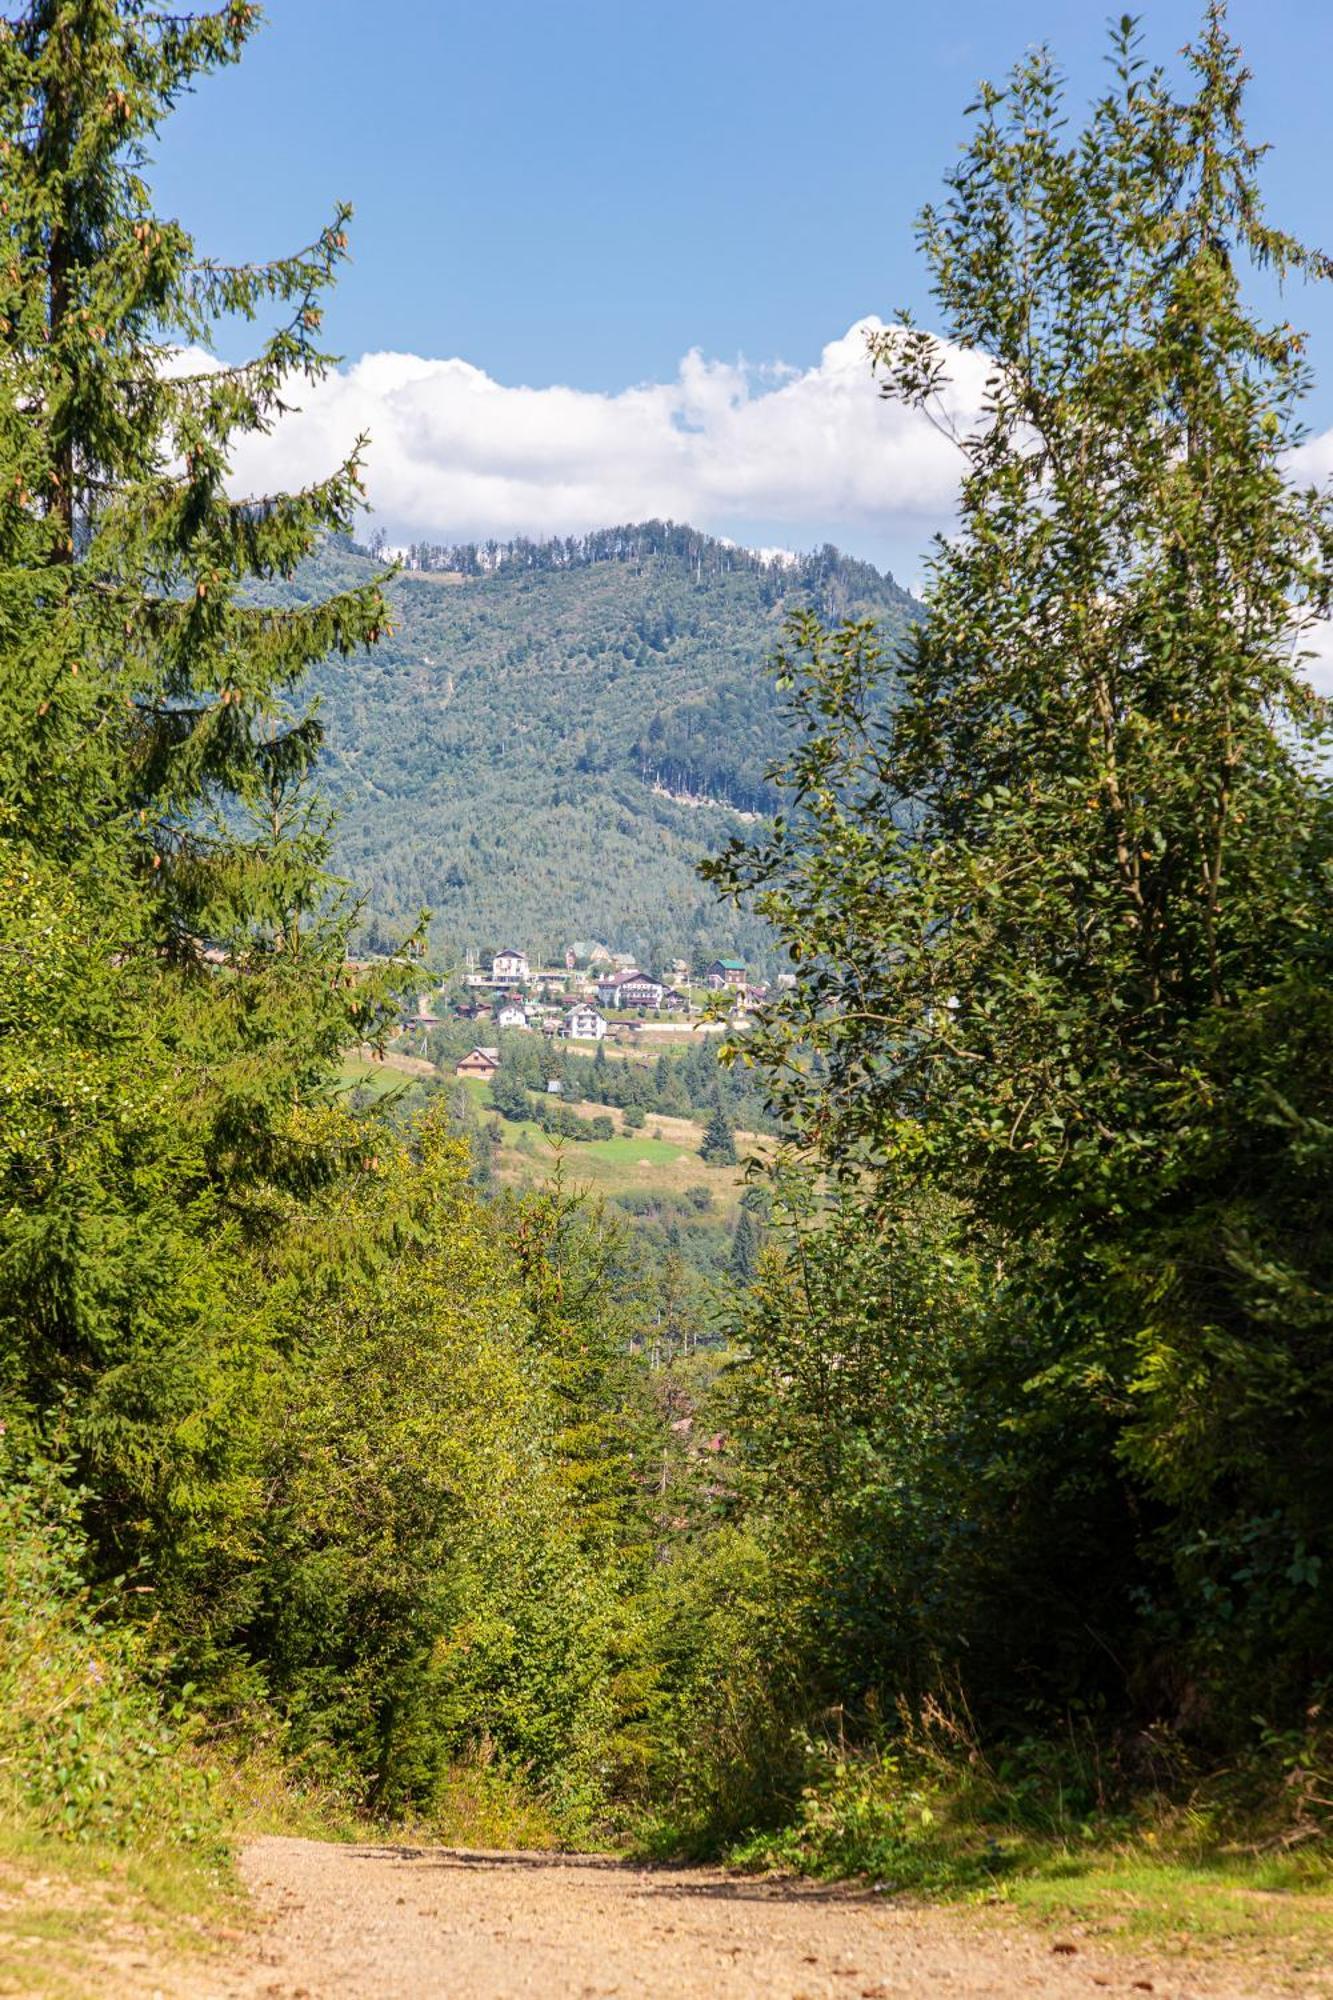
[154,1,1333,577]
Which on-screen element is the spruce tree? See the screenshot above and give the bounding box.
[700,1098,737,1167]
[0,2,401,1602]
[728,1202,763,1284]
[0,4,386,897]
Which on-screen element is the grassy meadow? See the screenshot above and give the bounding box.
[459,1076,763,1220]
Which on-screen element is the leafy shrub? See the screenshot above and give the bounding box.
[253,1127,627,1838]
[731,1735,976,1891]
[635,1528,811,1850]
[0,1456,220,1853]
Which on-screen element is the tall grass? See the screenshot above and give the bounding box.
[727,1695,1333,1949]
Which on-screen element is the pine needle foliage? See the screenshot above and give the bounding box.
[699,1100,737,1167]
[0,3,387,886]
[0,1,406,1599]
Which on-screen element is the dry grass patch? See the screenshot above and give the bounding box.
[0,1826,240,2000]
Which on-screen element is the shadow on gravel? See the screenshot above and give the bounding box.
[352,1847,637,1871]
[350,1846,882,1904]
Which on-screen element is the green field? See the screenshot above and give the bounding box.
[335,1054,416,1102]
[331,1064,755,1215]
[457,1077,756,1218]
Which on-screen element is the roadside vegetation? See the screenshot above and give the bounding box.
[1,4,1331,1989]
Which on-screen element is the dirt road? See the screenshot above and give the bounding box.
[124,1835,1304,2000]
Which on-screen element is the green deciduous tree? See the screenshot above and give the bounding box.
[488,1067,533,1122]
[708,8,1333,1729]
[504,1163,656,1560]
[252,1125,623,1821]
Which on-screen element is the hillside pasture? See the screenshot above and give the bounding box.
[457,1077,762,1217]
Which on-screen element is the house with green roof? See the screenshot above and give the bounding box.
[705,957,747,991]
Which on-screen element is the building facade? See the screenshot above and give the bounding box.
[564,1004,607,1041]
[491,948,530,984]
[455,1046,501,1080]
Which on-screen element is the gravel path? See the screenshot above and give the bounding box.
[147,1834,1307,2000]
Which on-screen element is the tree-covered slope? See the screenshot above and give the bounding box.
[294,524,917,969]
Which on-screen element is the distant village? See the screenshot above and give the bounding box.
[399,942,791,1081]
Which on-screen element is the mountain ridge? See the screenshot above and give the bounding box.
[293,520,917,970]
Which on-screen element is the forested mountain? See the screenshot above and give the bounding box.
[288,525,917,968]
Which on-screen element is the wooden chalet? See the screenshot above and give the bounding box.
[455,1045,501,1080]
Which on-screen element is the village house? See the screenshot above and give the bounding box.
[493,997,529,1031]
[563,1003,607,1041]
[597,970,664,1010]
[455,1046,501,1080]
[705,957,747,990]
[660,987,690,1013]
[567,939,613,968]
[490,947,530,985]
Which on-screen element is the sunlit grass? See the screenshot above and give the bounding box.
[493,1119,748,1215]
[335,1054,414,1100]
[0,1816,240,1998]
[997,1846,1333,1976]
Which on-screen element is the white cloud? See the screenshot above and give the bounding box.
[1293,425,1333,488]
[217,318,988,566]
[204,325,1333,694]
